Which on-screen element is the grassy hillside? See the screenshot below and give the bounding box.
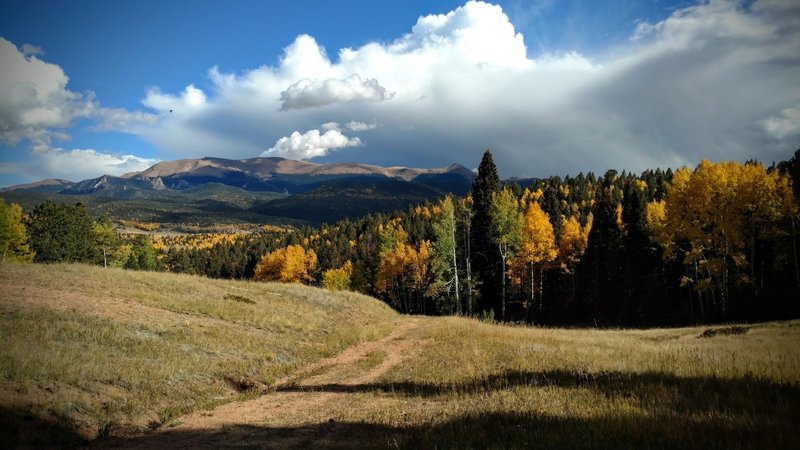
[0,263,397,445]
[2,264,799,449]
[372,318,800,448]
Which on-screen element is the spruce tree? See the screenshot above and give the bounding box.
[28,201,94,263]
[471,149,501,317]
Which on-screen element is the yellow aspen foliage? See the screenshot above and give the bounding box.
[615,203,624,231]
[645,200,667,245]
[661,160,794,301]
[509,202,558,285]
[557,215,588,272]
[323,261,353,291]
[0,199,33,263]
[375,240,432,302]
[253,244,317,283]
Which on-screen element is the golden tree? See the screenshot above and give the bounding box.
[0,199,33,263]
[375,240,432,313]
[660,160,794,315]
[323,261,353,291]
[510,201,558,321]
[253,245,317,283]
[558,214,591,272]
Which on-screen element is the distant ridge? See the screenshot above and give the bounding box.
[1,157,477,224]
[123,156,475,184]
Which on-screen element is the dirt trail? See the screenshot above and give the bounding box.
[97,318,422,449]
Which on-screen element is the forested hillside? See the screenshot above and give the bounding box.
[2,150,798,326]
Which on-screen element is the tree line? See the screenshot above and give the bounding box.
[2,149,798,326]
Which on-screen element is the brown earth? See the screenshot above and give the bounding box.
[94,319,422,449]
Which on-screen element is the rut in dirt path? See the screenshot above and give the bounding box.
[97,318,424,449]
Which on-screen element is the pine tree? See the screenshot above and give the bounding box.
[471,149,501,317]
[28,201,94,263]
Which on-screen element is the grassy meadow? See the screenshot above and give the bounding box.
[0,263,397,445]
[1,263,799,449]
[370,318,800,448]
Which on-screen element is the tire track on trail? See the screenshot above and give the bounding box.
[98,318,422,449]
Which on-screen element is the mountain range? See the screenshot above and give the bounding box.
[1,157,477,224]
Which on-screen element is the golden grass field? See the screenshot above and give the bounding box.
[1,263,799,449]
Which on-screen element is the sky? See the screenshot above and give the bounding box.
[0,0,798,186]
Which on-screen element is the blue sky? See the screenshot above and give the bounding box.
[1,0,798,185]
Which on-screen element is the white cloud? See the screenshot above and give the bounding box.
[760,105,800,140]
[280,74,391,110]
[0,37,95,148]
[262,129,362,160]
[94,107,159,132]
[92,0,800,175]
[20,43,44,56]
[0,36,162,185]
[345,121,377,132]
[143,84,207,112]
[26,147,158,181]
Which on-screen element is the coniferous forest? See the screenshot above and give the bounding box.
[3,149,799,327]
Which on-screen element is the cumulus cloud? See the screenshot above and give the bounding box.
[0,37,95,148]
[143,84,207,112]
[759,105,800,140]
[280,74,391,110]
[108,0,800,176]
[14,147,158,181]
[262,129,362,160]
[0,37,163,183]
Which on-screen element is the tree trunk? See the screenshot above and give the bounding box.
[103,247,107,268]
[499,245,506,322]
[793,216,799,289]
[452,228,460,315]
[465,222,473,315]
[539,267,545,314]
[529,263,535,324]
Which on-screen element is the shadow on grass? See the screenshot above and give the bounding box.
[277,369,800,413]
[0,405,87,449]
[7,371,799,449]
[94,411,797,449]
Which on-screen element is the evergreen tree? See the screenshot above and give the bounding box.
[471,149,501,317]
[581,171,625,324]
[28,201,94,263]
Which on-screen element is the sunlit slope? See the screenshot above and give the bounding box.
[0,263,397,443]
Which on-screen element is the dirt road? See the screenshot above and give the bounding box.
[98,319,422,449]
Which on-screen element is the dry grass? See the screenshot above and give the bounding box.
[2,263,799,449]
[326,317,800,448]
[0,263,397,444]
